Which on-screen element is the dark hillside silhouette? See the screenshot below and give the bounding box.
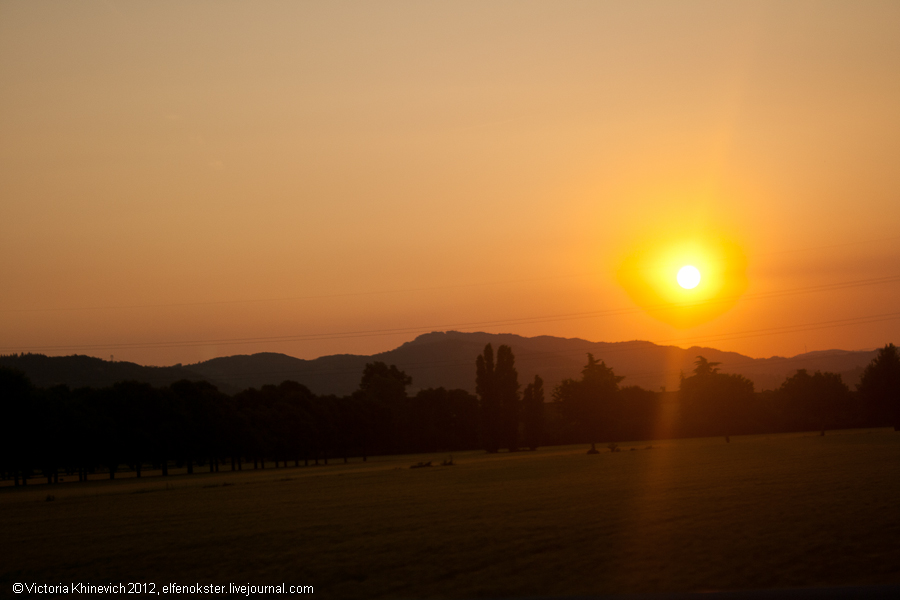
[183,332,882,393]
[0,353,216,391]
[3,333,880,398]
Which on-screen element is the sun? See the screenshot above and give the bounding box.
[616,232,747,328]
[677,265,701,289]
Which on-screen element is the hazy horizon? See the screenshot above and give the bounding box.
[2,1,899,367]
[2,329,883,369]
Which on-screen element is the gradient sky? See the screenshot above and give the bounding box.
[2,0,899,366]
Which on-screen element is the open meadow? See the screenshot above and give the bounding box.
[3,430,900,598]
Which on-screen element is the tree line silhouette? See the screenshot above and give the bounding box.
[1,343,898,486]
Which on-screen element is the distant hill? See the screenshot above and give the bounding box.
[2,332,880,396]
[185,331,879,395]
[0,353,217,391]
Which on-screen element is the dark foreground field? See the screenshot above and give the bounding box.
[3,430,899,598]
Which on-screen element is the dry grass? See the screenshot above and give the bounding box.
[2,430,899,598]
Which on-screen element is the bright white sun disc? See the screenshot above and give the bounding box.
[677,265,701,289]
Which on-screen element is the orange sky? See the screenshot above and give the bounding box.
[2,1,899,367]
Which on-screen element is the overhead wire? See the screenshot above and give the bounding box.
[4,273,898,354]
[4,234,899,315]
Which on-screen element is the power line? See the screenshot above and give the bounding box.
[4,235,899,315]
[3,274,898,354]
[656,311,900,347]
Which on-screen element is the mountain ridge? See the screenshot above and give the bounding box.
[1,331,881,396]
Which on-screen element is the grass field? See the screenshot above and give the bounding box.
[3,430,900,598]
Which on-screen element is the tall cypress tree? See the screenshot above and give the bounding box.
[522,375,544,451]
[476,344,499,453]
[476,344,520,452]
[496,345,520,451]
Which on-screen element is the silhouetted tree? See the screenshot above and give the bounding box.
[692,356,722,378]
[476,344,520,452]
[348,388,390,460]
[442,388,481,451]
[680,356,754,437]
[476,344,500,453]
[617,385,658,442]
[107,381,159,478]
[779,369,850,433]
[358,361,411,453]
[522,375,544,450]
[0,367,35,485]
[553,354,624,445]
[857,343,900,430]
[359,362,412,401]
[0,361,480,485]
[41,384,80,483]
[170,380,224,474]
[496,345,520,451]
